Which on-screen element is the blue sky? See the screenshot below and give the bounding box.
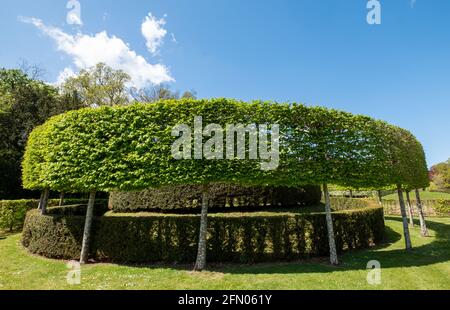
[0,0,449,166]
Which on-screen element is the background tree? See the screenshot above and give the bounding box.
[60,63,131,107]
[430,159,450,193]
[0,68,81,199]
[18,59,47,80]
[130,84,196,103]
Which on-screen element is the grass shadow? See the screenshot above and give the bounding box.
[0,230,15,240]
[207,217,450,274]
[103,217,449,274]
[12,216,450,275]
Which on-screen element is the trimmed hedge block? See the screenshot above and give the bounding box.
[109,184,322,212]
[0,198,108,232]
[22,204,385,263]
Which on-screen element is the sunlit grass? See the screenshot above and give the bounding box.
[0,217,449,290]
[383,190,450,201]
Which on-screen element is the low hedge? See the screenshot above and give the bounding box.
[0,200,37,232]
[328,197,376,210]
[22,204,385,263]
[110,184,322,213]
[434,200,450,217]
[0,198,108,232]
[381,199,450,217]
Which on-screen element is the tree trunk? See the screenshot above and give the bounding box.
[397,186,412,250]
[40,188,50,215]
[377,190,383,205]
[415,189,429,237]
[37,191,44,210]
[80,191,96,264]
[59,192,65,207]
[349,190,353,199]
[323,183,339,265]
[194,188,209,271]
[405,191,414,227]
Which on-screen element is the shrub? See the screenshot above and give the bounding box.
[22,203,385,263]
[434,200,450,217]
[0,200,37,231]
[328,197,376,210]
[110,184,322,213]
[0,198,108,232]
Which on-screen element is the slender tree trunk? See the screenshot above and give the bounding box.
[194,188,209,271]
[80,191,96,264]
[377,190,383,205]
[405,191,414,227]
[397,186,412,250]
[37,191,44,210]
[415,189,429,237]
[40,188,50,215]
[59,192,65,207]
[323,183,339,265]
[349,190,353,199]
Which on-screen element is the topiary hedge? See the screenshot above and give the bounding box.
[0,198,108,232]
[0,200,37,232]
[22,202,384,263]
[20,98,428,266]
[22,99,429,193]
[109,184,322,213]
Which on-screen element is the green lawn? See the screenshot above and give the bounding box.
[383,190,450,201]
[1,217,449,290]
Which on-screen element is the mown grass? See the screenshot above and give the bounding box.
[383,190,450,201]
[0,217,449,290]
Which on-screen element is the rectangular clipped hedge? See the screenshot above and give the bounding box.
[0,199,108,232]
[22,206,385,263]
[0,200,37,232]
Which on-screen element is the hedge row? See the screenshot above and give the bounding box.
[109,184,322,212]
[327,197,377,210]
[0,199,108,231]
[22,204,385,263]
[434,200,450,216]
[23,99,429,193]
[382,199,450,217]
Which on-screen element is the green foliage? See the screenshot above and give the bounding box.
[2,218,449,290]
[0,68,82,199]
[22,203,384,263]
[22,99,429,192]
[0,198,108,232]
[434,200,450,217]
[328,197,377,210]
[60,63,131,107]
[110,184,321,212]
[430,160,450,192]
[0,200,36,231]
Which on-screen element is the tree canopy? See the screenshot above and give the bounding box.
[430,159,450,192]
[22,98,429,193]
[60,63,131,107]
[0,68,82,198]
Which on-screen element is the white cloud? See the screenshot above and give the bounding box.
[20,16,174,88]
[141,13,167,55]
[55,67,76,85]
